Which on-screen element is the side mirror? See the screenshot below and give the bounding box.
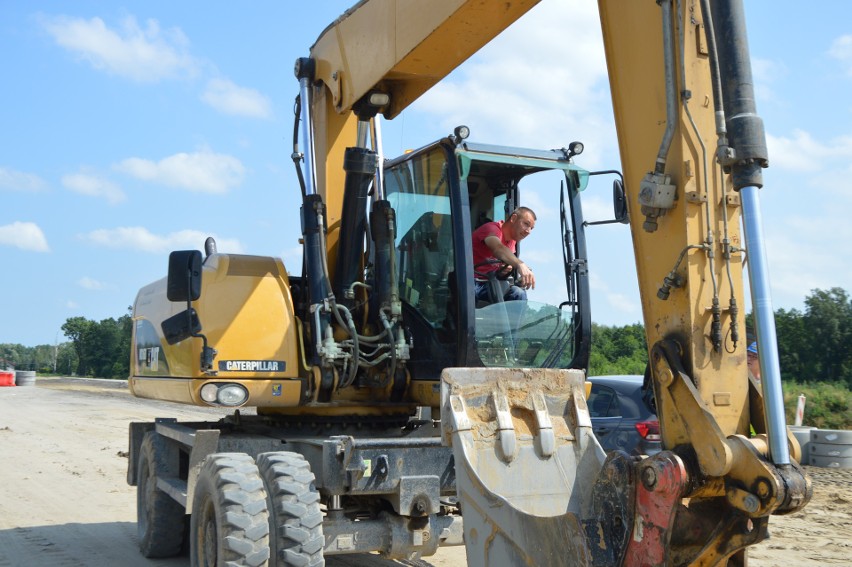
[161,308,202,345]
[167,250,202,302]
[583,171,629,227]
[613,179,629,224]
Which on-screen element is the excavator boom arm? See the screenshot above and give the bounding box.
[296,1,812,564]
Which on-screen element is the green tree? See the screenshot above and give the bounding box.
[802,287,852,385]
[589,323,648,376]
[32,344,55,373]
[116,313,132,377]
[55,342,78,375]
[747,287,851,386]
[61,313,132,378]
[62,317,95,376]
[0,343,23,369]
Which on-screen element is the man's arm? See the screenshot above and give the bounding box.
[482,235,535,290]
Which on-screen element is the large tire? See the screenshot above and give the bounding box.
[137,431,185,558]
[190,453,270,567]
[257,452,325,567]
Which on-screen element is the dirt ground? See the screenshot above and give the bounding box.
[0,378,849,567]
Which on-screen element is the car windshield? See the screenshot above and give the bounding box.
[475,300,576,368]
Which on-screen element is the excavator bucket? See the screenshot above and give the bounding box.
[441,368,607,566]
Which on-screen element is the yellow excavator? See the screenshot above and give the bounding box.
[126,1,812,565]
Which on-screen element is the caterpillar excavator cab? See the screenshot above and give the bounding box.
[126,1,811,565]
[384,136,615,375]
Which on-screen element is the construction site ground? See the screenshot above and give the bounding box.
[0,377,849,567]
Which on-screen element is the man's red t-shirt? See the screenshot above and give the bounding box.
[472,220,515,280]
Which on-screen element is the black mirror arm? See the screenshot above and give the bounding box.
[183,263,217,374]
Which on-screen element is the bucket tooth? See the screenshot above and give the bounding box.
[493,391,516,462]
[532,391,555,457]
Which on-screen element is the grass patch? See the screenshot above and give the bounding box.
[783,381,851,430]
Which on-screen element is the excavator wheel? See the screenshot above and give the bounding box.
[257,452,325,567]
[137,431,185,558]
[190,453,270,567]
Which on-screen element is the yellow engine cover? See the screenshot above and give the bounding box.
[130,253,303,407]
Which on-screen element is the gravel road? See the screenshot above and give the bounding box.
[0,377,848,566]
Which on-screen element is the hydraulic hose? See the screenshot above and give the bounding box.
[698,0,740,348]
[292,95,308,202]
[653,0,678,176]
[675,0,722,350]
[332,303,360,389]
[699,0,730,145]
[380,308,397,384]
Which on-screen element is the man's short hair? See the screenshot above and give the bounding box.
[511,206,537,221]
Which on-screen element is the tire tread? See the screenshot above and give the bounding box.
[190,453,270,567]
[257,452,325,567]
[137,431,185,558]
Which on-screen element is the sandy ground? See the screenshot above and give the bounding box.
[0,378,849,566]
[0,378,465,567]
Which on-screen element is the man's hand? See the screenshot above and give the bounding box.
[517,262,535,290]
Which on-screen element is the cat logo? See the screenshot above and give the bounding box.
[218,360,286,372]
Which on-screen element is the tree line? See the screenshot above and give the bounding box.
[1,313,131,378]
[3,288,850,384]
[590,287,852,387]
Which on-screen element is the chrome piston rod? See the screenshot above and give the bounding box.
[741,185,790,465]
[298,73,318,197]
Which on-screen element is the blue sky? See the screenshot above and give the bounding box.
[2,1,851,347]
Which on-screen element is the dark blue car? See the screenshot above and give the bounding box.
[587,375,661,456]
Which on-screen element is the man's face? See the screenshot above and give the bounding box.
[509,212,535,241]
[747,352,760,378]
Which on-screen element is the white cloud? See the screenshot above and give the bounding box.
[766,129,852,172]
[115,150,245,193]
[588,271,642,324]
[413,0,614,167]
[62,171,125,204]
[201,78,272,118]
[281,246,303,275]
[581,195,619,224]
[751,56,787,105]
[78,276,107,290]
[41,15,197,83]
[519,190,555,221]
[81,226,243,254]
[751,126,852,316]
[606,292,640,317]
[763,213,852,310]
[828,34,852,76]
[66,300,80,309]
[0,167,47,192]
[0,222,50,252]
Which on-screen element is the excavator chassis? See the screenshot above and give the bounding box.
[128,359,808,566]
[128,416,465,561]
